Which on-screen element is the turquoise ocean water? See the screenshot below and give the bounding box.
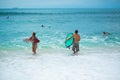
[0,8,120,53]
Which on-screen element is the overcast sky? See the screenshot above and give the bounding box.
[0,0,120,8]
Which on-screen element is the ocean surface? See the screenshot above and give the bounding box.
[0,8,120,80]
[0,8,120,52]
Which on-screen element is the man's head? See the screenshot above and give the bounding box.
[75,30,78,34]
[32,32,36,36]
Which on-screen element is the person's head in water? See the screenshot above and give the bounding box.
[103,32,110,35]
[103,32,105,34]
[75,30,78,34]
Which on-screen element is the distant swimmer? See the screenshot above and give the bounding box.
[103,32,110,36]
[41,24,45,28]
[24,32,40,55]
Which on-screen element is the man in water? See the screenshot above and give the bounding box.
[103,32,110,36]
[24,32,40,55]
[72,30,80,54]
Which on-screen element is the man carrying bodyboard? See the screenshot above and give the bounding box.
[65,30,80,54]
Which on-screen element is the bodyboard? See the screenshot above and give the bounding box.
[65,33,74,48]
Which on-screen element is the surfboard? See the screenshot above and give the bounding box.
[65,33,74,48]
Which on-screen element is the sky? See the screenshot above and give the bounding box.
[0,0,120,8]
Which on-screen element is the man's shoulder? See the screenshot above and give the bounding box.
[73,34,80,36]
[77,34,80,36]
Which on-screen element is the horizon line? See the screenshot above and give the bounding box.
[0,7,120,9]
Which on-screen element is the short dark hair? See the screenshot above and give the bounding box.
[32,32,36,36]
[75,30,78,34]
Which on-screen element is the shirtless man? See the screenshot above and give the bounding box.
[72,30,80,54]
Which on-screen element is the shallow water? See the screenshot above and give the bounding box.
[0,8,120,51]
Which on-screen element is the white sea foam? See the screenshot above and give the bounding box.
[0,49,120,80]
